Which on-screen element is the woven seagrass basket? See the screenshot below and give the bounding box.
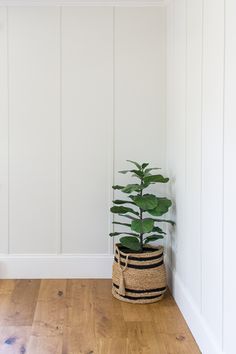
[112,243,167,304]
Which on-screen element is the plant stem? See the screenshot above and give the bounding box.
[140,176,144,252]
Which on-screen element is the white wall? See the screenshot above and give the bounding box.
[0,5,166,276]
[166,1,236,353]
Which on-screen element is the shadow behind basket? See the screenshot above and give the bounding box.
[112,244,167,304]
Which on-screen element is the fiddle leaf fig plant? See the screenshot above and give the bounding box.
[110,160,174,252]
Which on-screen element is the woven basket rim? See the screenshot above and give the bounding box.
[115,243,164,257]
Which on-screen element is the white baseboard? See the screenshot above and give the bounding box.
[0,254,113,279]
[166,261,223,354]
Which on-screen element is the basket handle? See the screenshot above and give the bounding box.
[117,249,129,296]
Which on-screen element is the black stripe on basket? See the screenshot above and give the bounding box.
[114,257,163,269]
[113,283,166,294]
[114,291,163,301]
[115,250,163,262]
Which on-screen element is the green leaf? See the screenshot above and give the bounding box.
[132,194,158,210]
[120,236,141,251]
[143,175,169,184]
[144,167,161,174]
[126,160,142,170]
[112,185,124,190]
[112,221,131,227]
[142,163,149,169]
[131,218,154,233]
[147,198,172,216]
[144,235,164,244]
[154,218,175,226]
[132,170,145,178]
[109,232,139,237]
[119,169,144,179]
[110,206,139,216]
[119,169,133,174]
[113,200,134,205]
[121,184,143,193]
[152,226,166,235]
[109,232,122,237]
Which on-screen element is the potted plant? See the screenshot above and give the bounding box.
[110,160,174,304]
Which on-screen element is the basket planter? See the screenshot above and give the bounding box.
[112,243,167,304]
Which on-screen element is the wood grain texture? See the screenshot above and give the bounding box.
[0,279,200,353]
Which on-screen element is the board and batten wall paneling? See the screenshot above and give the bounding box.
[201,0,224,347]
[0,6,166,272]
[61,7,113,254]
[223,1,236,353]
[0,7,8,253]
[8,7,61,253]
[0,6,166,262]
[166,0,225,353]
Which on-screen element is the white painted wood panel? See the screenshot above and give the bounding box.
[170,0,186,278]
[61,7,113,254]
[0,7,9,253]
[114,7,166,176]
[185,0,202,309]
[201,0,224,346]
[8,7,60,253]
[223,1,236,353]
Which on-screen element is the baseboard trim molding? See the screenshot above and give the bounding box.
[166,261,223,354]
[0,254,113,279]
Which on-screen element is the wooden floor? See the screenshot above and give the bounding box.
[0,279,200,354]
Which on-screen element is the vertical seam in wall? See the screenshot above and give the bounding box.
[164,5,168,257]
[200,0,204,315]
[221,0,226,350]
[164,3,168,254]
[184,0,187,198]
[108,7,115,255]
[111,6,116,255]
[59,6,62,254]
[6,6,10,254]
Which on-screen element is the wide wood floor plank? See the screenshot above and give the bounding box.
[126,321,168,354]
[93,279,127,339]
[0,280,40,326]
[0,280,16,326]
[27,280,67,354]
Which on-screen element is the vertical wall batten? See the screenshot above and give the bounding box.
[59,6,62,254]
[185,0,203,309]
[171,0,187,281]
[110,6,116,255]
[0,7,9,253]
[223,1,236,353]
[201,0,224,347]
